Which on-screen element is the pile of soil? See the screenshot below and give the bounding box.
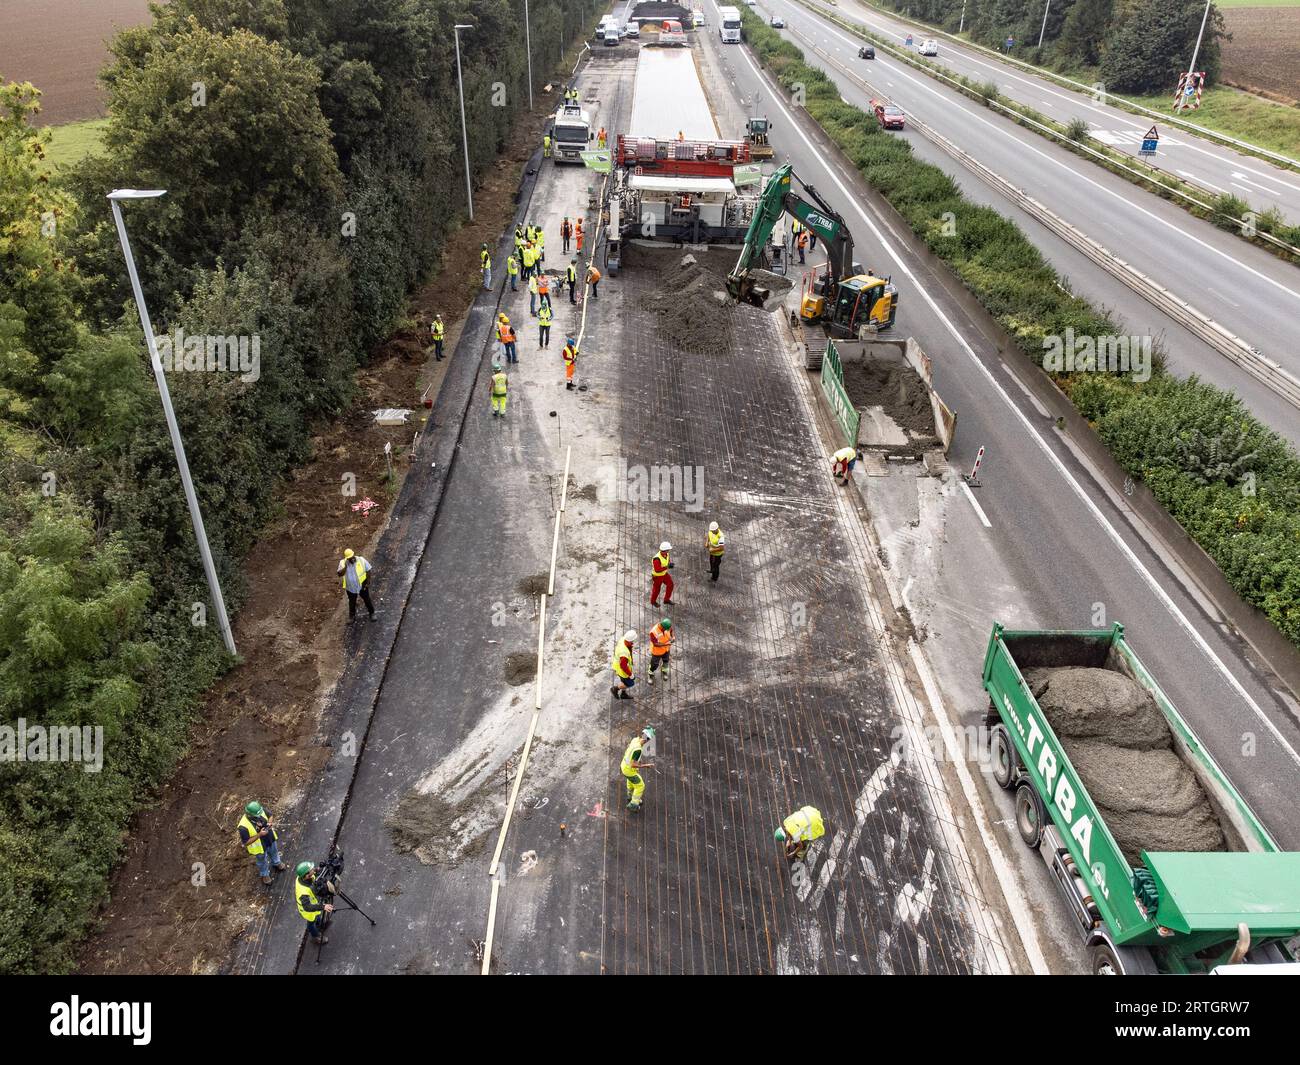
[640,253,734,353]
[1024,666,1225,863]
[841,358,936,437]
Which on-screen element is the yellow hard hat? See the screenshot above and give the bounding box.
[343,548,354,559]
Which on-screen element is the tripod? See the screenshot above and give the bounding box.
[314,885,377,964]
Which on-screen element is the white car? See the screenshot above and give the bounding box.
[626,21,640,38]
[919,39,939,57]
[770,15,786,28]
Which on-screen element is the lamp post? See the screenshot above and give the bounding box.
[524,0,534,111]
[107,189,237,657]
[454,23,474,220]
[959,0,967,34]
[1037,0,1051,49]
[1177,0,1213,113]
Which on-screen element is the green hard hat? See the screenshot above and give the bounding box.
[245,801,263,816]
[642,725,656,740]
[661,618,671,630]
[296,861,313,878]
[774,828,786,842]
[492,361,502,372]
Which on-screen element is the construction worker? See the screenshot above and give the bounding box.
[611,629,637,699]
[494,312,509,359]
[338,548,375,622]
[430,314,446,361]
[597,126,607,149]
[295,861,334,944]
[535,223,545,263]
[514,224,526,259]
[237,801,287,885]
[775,805,826,862]
[567,258,579,303]
[490,361,509,417]
[538,303,553,348]
[538,271,552,310]
[543,131,552,158]
[480,243,492,289]
[561,216,572,253]
[522,241,538,282]
[586,261,602,300]
[832,445,858,485]
[575,217,584,254]
[706,520,725,582]
[528,271,540,316]
[621,726,655,810]
[506,252,519,292]
[647,617,673,685]
[501,317,518,365]
[562,335,577,387]
[796,227,809,264]
[649,541,674,607]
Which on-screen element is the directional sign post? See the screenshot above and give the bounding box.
[1139,125,1159,158]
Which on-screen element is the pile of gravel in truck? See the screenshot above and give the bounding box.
[1023,666,1226,863]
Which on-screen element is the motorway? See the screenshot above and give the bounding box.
[781,0,1300,223]
[743,0,1300,445]
[693,0,1300,878]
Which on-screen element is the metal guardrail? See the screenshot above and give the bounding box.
[781,20,1300,414]
[821,339,861,445]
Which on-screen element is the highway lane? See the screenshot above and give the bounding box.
[747,0,1300,445]
[696,11,1300,859]
[777,0,1300,224]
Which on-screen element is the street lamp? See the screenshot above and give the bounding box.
[1177,0,1213,113]
[1037,0,1051,49]
[107,189,237,657]
[524,0,534,112]
[454,24,474,220]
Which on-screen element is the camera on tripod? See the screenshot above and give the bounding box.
[314,844,346,901]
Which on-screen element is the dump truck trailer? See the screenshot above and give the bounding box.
[982,622,1300,975]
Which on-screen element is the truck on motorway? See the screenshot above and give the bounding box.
[718,5,742,42]
[982,622,1300,975]
[550,103,593,163]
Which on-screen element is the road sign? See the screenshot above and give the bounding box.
[1140,125,1158,157]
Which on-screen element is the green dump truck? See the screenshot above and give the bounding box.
[982,622,1300,975]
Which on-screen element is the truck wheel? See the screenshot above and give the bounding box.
[990,725,1015,790]
[1014,782,1044,849]
[1091,942,1123,975]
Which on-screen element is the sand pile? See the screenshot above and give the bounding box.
[841,358,936,437]
[641,254,734,353]
[1024,666,1225,863]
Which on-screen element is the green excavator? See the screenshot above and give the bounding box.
[726,163,897,335]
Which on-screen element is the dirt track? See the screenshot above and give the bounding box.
[0,0,151,124]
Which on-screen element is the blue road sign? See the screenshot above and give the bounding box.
[1140,125,1158,156]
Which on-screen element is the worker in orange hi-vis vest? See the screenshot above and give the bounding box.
[647,617,673,685]
[649,541,674,607]
[562,336,578,389]
[575,217,584,253]
[585,262,602,300]
[597,126,607,149]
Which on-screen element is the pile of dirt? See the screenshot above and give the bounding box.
[1024,666,1225,863]
[640,253,734,353]
[841,358,936,437]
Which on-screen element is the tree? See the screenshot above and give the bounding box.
[1058,0,1113,66]
[1100,0,1226,94]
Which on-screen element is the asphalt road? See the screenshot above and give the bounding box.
[741,0,1300,444]
[695,15,1300,872]
[773,0,1300,223]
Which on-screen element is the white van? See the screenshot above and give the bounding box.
[626,20,640,38]
[603,24,620,46]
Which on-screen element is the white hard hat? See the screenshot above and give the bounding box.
[624,629,637,643]
[708,522,719,532]
[659,541,671,552]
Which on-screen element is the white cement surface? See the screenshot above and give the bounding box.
[628,46,719,140]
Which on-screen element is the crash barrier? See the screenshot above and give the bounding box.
[821,339,862,448]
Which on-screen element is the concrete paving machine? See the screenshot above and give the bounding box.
[727,164,897,335]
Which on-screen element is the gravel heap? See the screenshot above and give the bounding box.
[640,254,735,354]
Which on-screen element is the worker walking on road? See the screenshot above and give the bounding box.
[621,726,655,810]
[295,861,334,945]
[538,303,553,348]
[775,805,826,862]
[586,262,602,300]
[567,258,579,303]
[561,216,572,253]
[430,314,445,361]
[480,243,492,289]
[649,541,674,606]
[562,335,577,388]
[647,617,673,685]
[338,548,376,623]
[543,131,552,158]
[237,800,287,885]
[832,445,858,486]
[490,361,509,417]
[611,629,637,700]
[576,217,584,254]
[706,520,725,582]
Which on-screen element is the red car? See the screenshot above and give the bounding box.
[871,98,905,130]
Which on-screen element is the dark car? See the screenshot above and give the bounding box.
[858,44,875,59]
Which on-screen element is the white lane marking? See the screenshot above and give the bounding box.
[1232,171,1283,197]
[828,1,1300,198]
[1002,361,1051,417]
[807,13,1300,308]
[959,479,992,528]
[1179,168,1226,194]
[736,40,1300,771]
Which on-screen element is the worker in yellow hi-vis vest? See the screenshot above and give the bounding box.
[621,726,655,810]
[611,629,637,700]
[775,805,825,861]
[490,362,509,418]
[706,520,725,582]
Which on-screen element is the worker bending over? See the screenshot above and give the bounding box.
[832,446,858,486]
[611,629,637,699]
[775,805,825,862]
